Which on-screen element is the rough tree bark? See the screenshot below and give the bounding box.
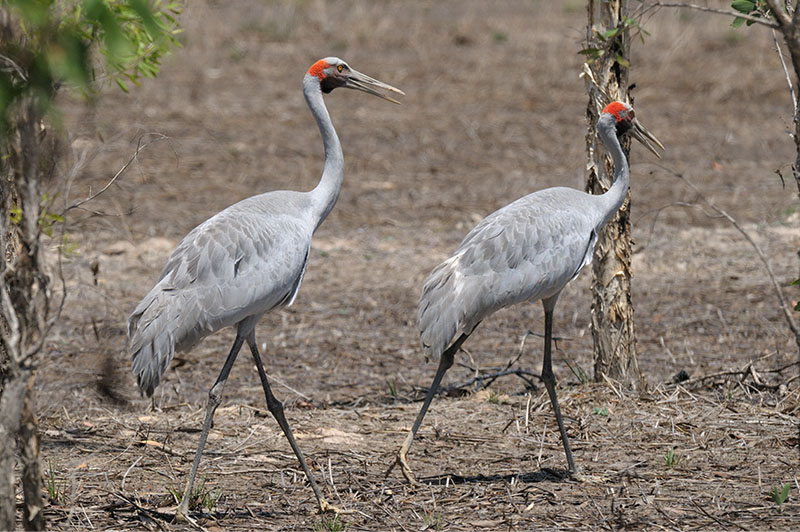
[761,0,800,358]
[0,90,54,531]
[19,374,44,530]
[584,0,643,386]
[1,3,178,528]
[762,1,800,198]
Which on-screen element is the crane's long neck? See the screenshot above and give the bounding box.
[303,74,344,230]
[595,115,630,227]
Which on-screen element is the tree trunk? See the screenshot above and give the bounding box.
[0,371,28,529]
[762,0,800,357]
[777,5,800,357]
[585,0,642,386]
[1,92,53,530]
[19,375,44,531]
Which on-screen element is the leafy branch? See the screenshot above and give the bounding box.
[642,1,780,29]
[0,0,183,130]
[579,16,650,67]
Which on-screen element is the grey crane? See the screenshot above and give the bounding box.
[127,57,403,516]
[390,101,663,483]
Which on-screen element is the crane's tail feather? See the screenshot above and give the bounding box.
[418,257,475,360]
[128,289,201,397]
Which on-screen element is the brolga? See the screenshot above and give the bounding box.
[390,101,663,483]
[128,57,403,517]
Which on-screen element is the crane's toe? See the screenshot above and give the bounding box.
[396,448,421,485]
[318,498,352,515]
[569,470,605,483]
[172,506,198,525]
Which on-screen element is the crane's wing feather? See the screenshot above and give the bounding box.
[419,187,601,359]
[128,195,314,396]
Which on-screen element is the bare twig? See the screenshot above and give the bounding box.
[0,53,27,80]
[264,372,312,401]
[772,29,798,126]
[60,133,169,217]
[671,353,798,390]
[0,287,22,364]
[120,456,142,491]
[657,164,800,355]
[690,498,748,531]
[446,368,541,393]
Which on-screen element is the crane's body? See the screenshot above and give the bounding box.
[391,101,663,483]
[128,57,402,518]
[419,185,616,359]
[130,191,317,395]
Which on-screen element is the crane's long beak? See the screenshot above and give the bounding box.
[345,69,405,104]
[629,119,665,159]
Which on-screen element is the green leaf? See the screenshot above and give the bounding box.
[731,16,746,28]
[9,206,23,224]
[745,10,761,26]
[771,483,790,505]
[126,0,163,39]
[578,47,602,58]
[84,0,134,59]
[601,27,621,40]
[615,53,631,68]
[792,279,799,286]
[731,0,756,14]
[114,77,129,92]
[7,0,55,26]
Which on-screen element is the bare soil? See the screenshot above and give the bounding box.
[27,1,800,530]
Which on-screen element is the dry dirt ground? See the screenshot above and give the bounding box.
[23,1,800,530]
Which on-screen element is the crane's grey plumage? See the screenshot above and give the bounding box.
[127,57,402,517]
[129,193,316,395]
[390,101,663,483]
[418,188,602,359]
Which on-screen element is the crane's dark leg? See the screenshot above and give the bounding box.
[388,332,470,484]
[246,332,342,514]
[540,297,578,476]
[177,333,245,518]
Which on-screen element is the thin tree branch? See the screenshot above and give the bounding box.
[773,28,799,125]
[0,53,27,80]
[0,287,21,364]
[647,1,780,29]
[411,368,541,397]
[38,232,67,363]
[60,133,168,217]
[657,163,800,353]
[763,0,793,28]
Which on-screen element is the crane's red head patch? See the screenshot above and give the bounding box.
[307,59,330,80]
[602,101,634,122]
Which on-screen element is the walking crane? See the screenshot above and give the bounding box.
[390,101,663,482]
[128,57,403,516]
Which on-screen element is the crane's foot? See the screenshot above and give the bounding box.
[569,470,605,483]
[318,497,352,515]
[567,469,587,482]
[387,448,420,485]
[172,506,200,528]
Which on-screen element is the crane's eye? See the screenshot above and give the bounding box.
[337,64,344,72]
